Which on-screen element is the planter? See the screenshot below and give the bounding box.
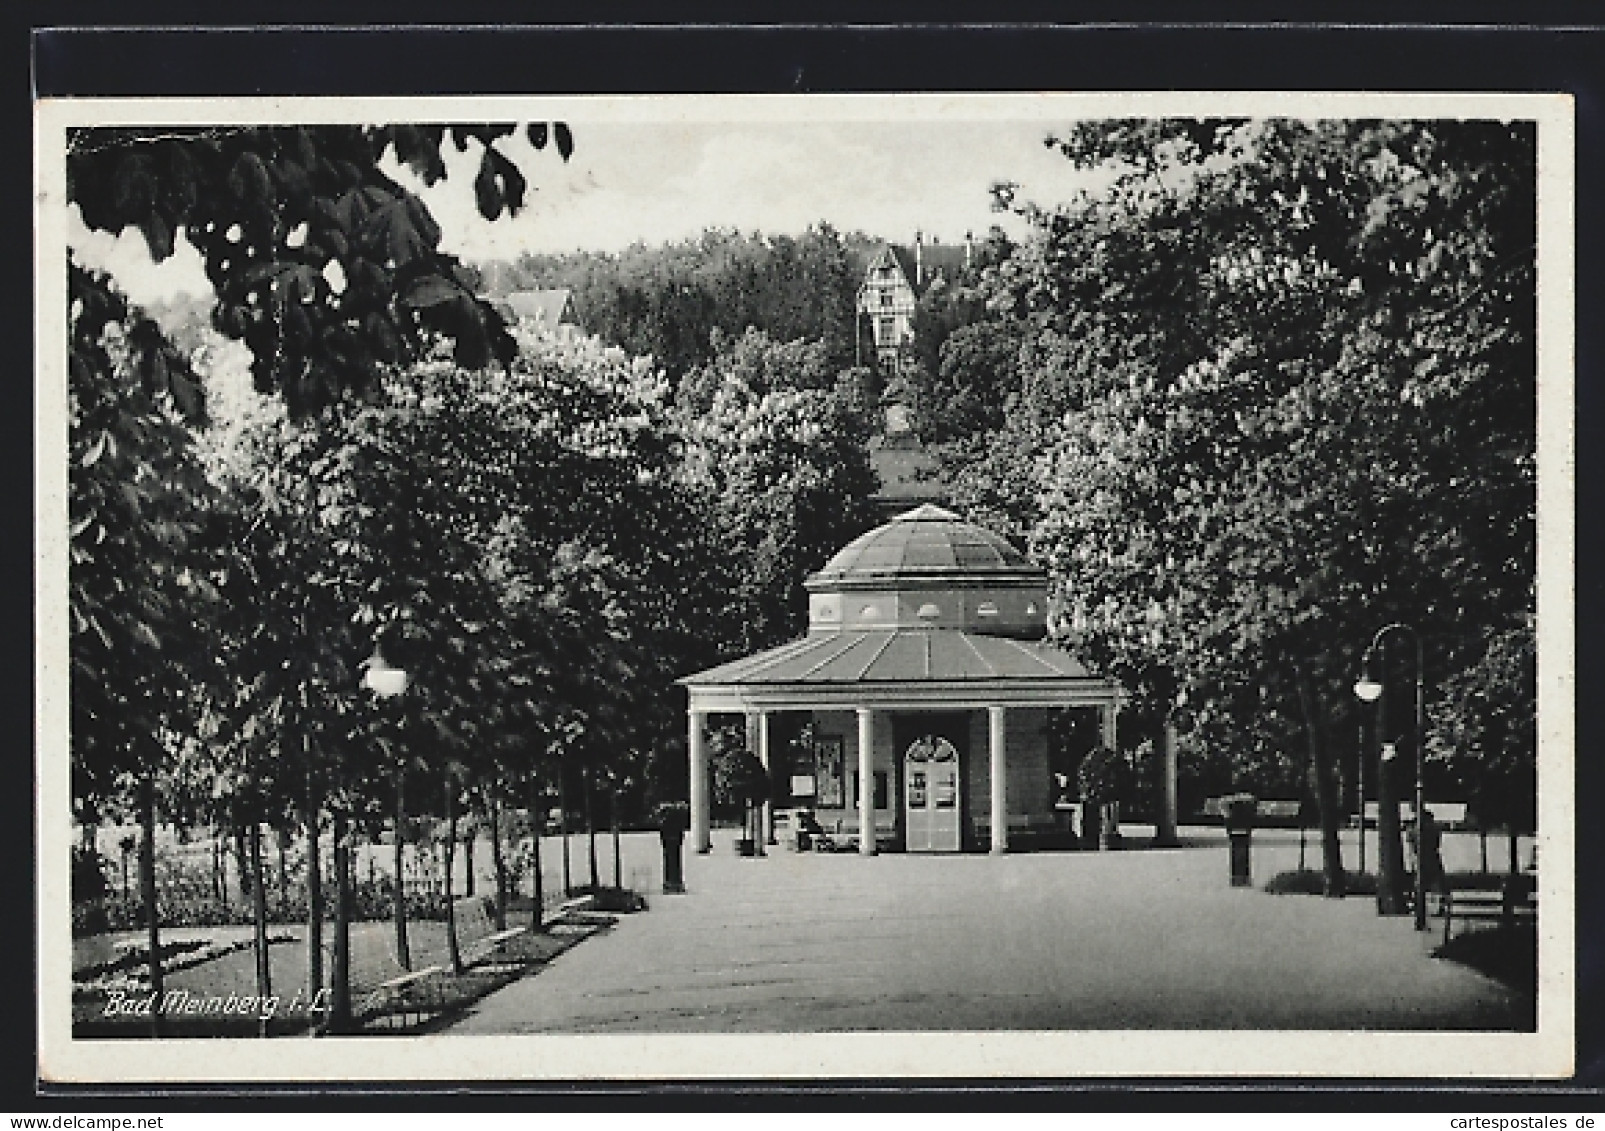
[1100,801,1123,849]
[1228,829,1253,886]
[659,829,685,894]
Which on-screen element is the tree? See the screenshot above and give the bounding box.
[911,319,1024,446]
[677,351,880,655]
[68,123,572,416]
[498,224,871,383]
[982,118,1534,900]
[69,265,221,1029]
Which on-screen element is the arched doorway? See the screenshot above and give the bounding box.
[904,734,962,852]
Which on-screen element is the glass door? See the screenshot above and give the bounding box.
[904,735,961,852]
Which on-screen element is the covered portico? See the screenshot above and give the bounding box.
[677,505,1136,856]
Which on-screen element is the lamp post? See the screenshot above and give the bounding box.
[1355,718,1365,877]
[1353,623,1427,931]
[363,647,410,972]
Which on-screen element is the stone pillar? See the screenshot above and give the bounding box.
[1156,719,1181,847]
[989,705,1008,854]
[757,711,776,846]
[689,710,710,854]
[857,708,877,856]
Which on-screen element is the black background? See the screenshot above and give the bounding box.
[13,3,1603,1110]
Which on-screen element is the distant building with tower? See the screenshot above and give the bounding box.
[856,232,974,368]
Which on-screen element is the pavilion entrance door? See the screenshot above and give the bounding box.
[899,713,966,853]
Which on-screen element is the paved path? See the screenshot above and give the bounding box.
[447,828,1531,1034]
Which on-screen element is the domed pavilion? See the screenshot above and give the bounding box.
[678,504,1139,855]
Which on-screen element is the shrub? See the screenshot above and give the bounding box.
[651,802,690,835]
[1077,745,1125,804]
[1263,869,1378,896]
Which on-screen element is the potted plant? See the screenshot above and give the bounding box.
[711,725,769,858]
[1077,745,1126,850]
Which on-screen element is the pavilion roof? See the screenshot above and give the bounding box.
[679,628,1097,688]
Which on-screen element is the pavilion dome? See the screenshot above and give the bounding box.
[808,504,1036,585]
[803,504,1047,638]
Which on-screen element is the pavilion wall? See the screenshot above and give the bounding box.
[966,708,1054,844]
[803,706,1054,850]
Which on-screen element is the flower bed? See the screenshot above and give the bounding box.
[73,933,296,999]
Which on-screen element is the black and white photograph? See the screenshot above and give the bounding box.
[34,90,1574,1082]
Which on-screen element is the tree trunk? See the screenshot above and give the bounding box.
[213,829,227,913]
[275,826,290,921]
[330,804,352,1033]
[489,789,508,932]
[304,784,323,1013]
[584,764,599,890]
[1081,801,1102,851]
[249,821,272,1037]
[443,777,464,975]
[1374,699,1409,915]
[1509,829,1520,875]
[559,756,572,897]
[1292,668,1346,898]
[1479,827,1489,873]
[234,825,251,906]
[611,785,622,891]
[138,770,164,1038]
[393,764,410,971]
[528,775,544,931]
[463,816,476,898]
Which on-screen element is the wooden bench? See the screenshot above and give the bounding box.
[1441,879,1537,944]
[457,896,529,967]
[360,964,446,1028]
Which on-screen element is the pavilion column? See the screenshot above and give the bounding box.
[989,706,1008,855]
[689,709,711,854]
[857,708,877,856]
[756,711,776,846]
[1100,700,1119,750]
[1156,718,1181,847]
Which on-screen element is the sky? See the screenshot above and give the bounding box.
[67,114,1108,307]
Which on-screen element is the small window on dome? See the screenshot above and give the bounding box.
[858,604,880,620]
[917,603,941,619]
[1026,602,1039,615]
[977,601,999,617]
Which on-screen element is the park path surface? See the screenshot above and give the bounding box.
[447,827,1531,1033]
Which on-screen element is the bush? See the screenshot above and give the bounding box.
[1077,745,1125,805]
[1263,869,1378,896]
[569,884,647,913]
[651,802,690,835]
[1223,793,1258,831]
[72,848,111,903]
[1435,924,1537,997]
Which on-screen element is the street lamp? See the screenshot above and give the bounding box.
[1354,623,1427,931]
[362,647,409,698]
